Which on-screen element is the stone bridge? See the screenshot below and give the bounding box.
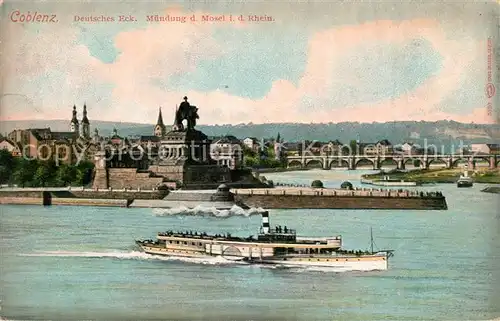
[286,154,500,170]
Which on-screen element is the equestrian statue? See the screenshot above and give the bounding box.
[173,96,199,131]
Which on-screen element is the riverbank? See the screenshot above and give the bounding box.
[0,186,448,210]
[362,168,500,184]
[481,186,500,194]
[252,167,311,174]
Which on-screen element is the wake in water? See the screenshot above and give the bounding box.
[152,205,266,217]
[18,250,248,265]
[18,251,382,273]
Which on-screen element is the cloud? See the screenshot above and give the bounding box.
[0,7,495,125]
[164,25,308,99]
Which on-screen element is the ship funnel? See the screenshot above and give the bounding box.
[261,211,270,234]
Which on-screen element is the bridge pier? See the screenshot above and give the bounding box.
[349,158,356,170]
[468,158,476,170]
[397,159,405,170]
[370,157,379,170]
[490,156,497,169]
[445,158,452,169]
[421,157,429,170]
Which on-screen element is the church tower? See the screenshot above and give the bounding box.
[154,107,166,137]
[70,105,79,134]
[81,103,90,139]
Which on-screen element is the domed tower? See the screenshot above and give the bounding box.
[70,105,79,134]
[81,103,90,139]
[154,107,166,137]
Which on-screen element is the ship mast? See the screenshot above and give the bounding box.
[370,227,374,254]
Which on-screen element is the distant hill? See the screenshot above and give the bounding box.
[1,119,498,148]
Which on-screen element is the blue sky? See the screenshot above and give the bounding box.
[0,0,497,124]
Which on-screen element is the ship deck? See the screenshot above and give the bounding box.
[155,231,342,246]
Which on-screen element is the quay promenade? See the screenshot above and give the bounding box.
[0,185,447,210]
[231,187,443,199]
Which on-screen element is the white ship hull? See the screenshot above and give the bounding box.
[256,256,388,271]
[138,244,390,271]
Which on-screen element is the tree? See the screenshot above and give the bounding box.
[242,146,256,158]
[12,159,38,187]
[244,156,258,167]
[349,140,358,155]
[341,181,353,190]
[0,150,15,184]
[311,180,324,188]
[33,163,53,187]
[75,161,95,186]
[56,164,77,186]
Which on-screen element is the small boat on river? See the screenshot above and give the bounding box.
[135,211,394,271]
[457,170,473,188]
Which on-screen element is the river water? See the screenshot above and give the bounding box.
[1,169,499,321]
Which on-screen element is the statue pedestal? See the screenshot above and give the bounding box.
[149,128,231,187]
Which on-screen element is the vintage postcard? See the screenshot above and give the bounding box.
[0,0,499,320]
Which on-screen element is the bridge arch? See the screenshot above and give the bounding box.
[427,158,447,168]
[379,158,398,168]
[472,157,492,168]
[404,158,423,168]
[329,159,350,169]
[474,157,491,163]
[305,159,323,168]
[451,158,468,168]
[288,160,303,168]
[355,158,374,168]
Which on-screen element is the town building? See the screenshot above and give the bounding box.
[282,142,301,156]
[0,138,21,157]
[321,139,344,155]
[7,104,95,163]
[210,135,244,169]
[243,137,259,151]
[361,140,393,155]
[395,142,418,155]
[471,143,500,155]
[299,140,324,156]
[153,107,167,137]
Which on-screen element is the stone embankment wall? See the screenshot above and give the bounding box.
[0,188,167,199]
[107,169,165,190]
[93,168,166,190]
[0,197,43,205]
[0,187,168,207]
[232,188,447,210]
[481,186,500,194]
[0,197,128,207]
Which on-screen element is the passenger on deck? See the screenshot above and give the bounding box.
[284,226,288,233]
[275,226,279,233]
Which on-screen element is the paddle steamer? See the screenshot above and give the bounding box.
[136,211,394,271]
